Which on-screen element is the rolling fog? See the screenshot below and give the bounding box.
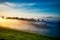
[0,19,48,33]
[0,18,59,37]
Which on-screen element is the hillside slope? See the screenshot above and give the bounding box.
[0,27,59,40]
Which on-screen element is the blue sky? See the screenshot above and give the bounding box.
[0,0,60,18]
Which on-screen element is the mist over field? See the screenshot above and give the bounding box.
[0,18,60,37]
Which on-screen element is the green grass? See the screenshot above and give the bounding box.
[0,27,59,40]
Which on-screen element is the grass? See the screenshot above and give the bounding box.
[0,27,59,40]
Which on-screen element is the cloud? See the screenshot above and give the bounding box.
[0,2,36,17]
[0,3,8,8]
[16,3,36,7]
[0,2,16,8]
[25,3,35,6]
[0,2,36,13]
[2,2,35,7]
[0,2,58,18]
[5,2,16,7]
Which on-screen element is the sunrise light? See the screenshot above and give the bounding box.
[0,17,2,19]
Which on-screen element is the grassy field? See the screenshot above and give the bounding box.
[0,27,59,40]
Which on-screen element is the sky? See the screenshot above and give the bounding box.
[0,0,60,18]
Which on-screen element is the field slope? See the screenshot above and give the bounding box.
[0,27,59,40]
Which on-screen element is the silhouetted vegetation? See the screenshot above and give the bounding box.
[6,17,19,19]
[6,17,38,22]
[37,19,40,22]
